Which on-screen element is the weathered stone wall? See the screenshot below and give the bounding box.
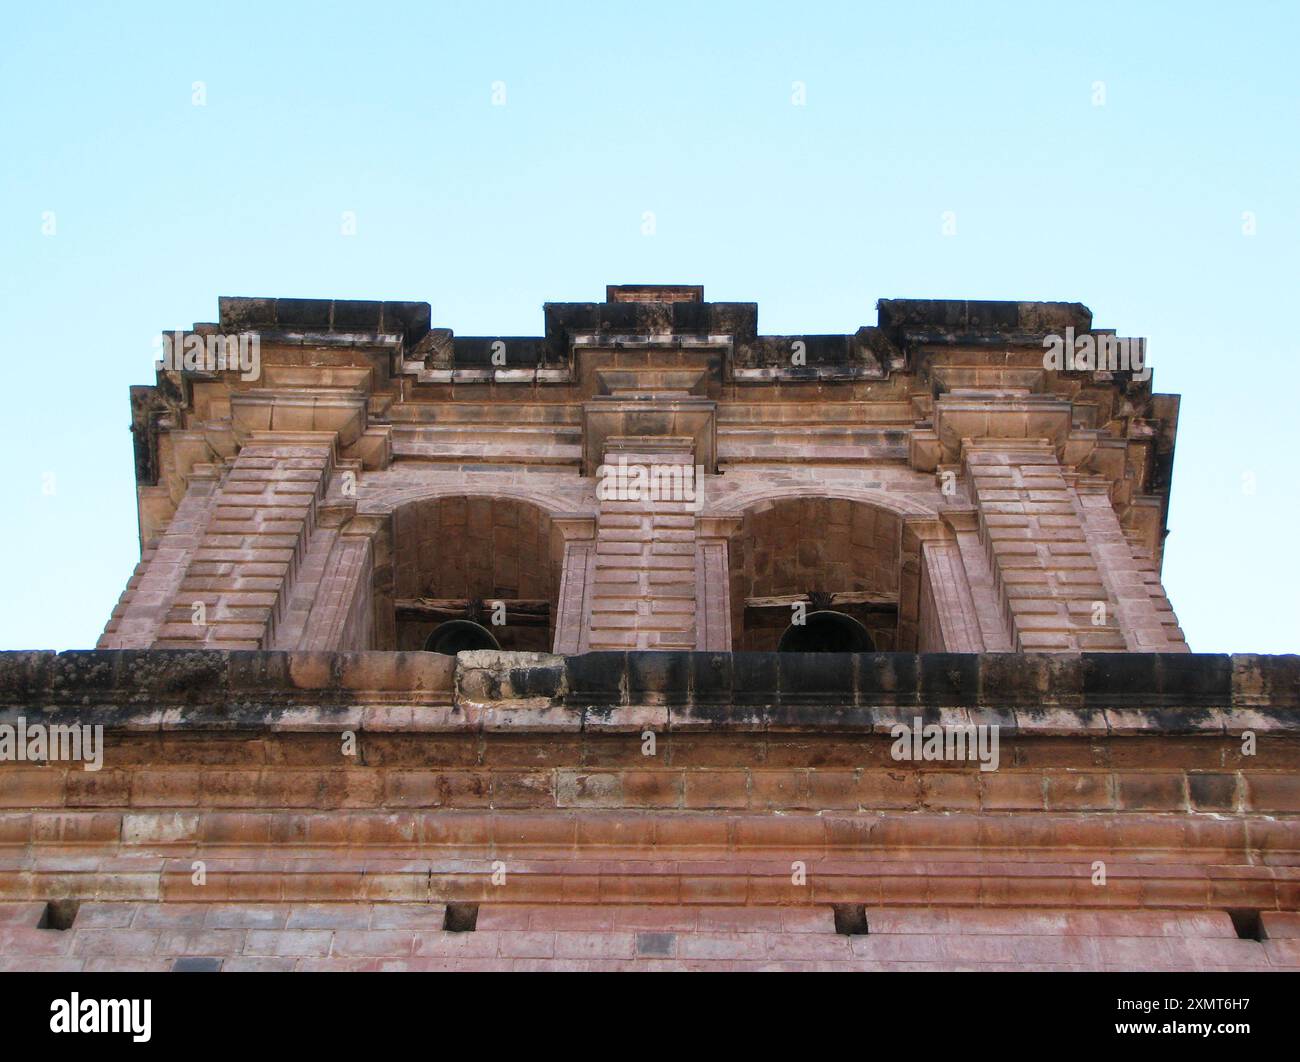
[0,649,1295,970]
[51,287,1240,972]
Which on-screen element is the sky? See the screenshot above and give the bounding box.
[1,0,1297,653]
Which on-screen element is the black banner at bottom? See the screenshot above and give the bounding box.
[1,970,1294,1050]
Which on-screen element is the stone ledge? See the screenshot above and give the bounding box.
[0,651,1295,734]
[0,651,455,715]
[1,850,1296,910]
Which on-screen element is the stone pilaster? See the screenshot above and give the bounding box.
[1073,475,1188,651]
[964,440,1124,652]
[298,533,375,651]
[585,437,700,650]
[919,540,984,652]
[695,517,738,652]
[141,432,337,649]
[97,473,221,649]
[945,508,1015,651]
[553,538,596,654]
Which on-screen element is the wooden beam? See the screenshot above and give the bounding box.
[744,591,898,611]
[394,598,550,627]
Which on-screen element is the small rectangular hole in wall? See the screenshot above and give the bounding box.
[1226,909,1263,941]
[38,900,80,931]
[832,904,869,936]
[172,957,223,973]
[444,903,479,932]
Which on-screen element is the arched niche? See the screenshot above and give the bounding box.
[726,496,903,651]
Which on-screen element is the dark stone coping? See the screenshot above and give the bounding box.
[876,298,1092,334]
[0,652,1294,735]
[207,295,1100,369]
[218,297,431,343]
[561,652,1283,710]
[0,650,455,710]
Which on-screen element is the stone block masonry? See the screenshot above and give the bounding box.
[0,649,1295,971]
[108,288,1188,655]
[45,286,1258,973]
[588,441,700,650]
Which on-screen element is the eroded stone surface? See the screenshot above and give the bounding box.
[8,287,1277,972]
[105,287,1186,656]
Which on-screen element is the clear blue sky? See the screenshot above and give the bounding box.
[2,0,1296,653]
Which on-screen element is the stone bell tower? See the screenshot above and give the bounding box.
[5,285,1299,974]
[100,285,1185,658]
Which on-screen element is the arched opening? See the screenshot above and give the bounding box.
[374,495,564,652]
[727,496,902,651]
[777,610,875,652]
[424,620,501,655]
